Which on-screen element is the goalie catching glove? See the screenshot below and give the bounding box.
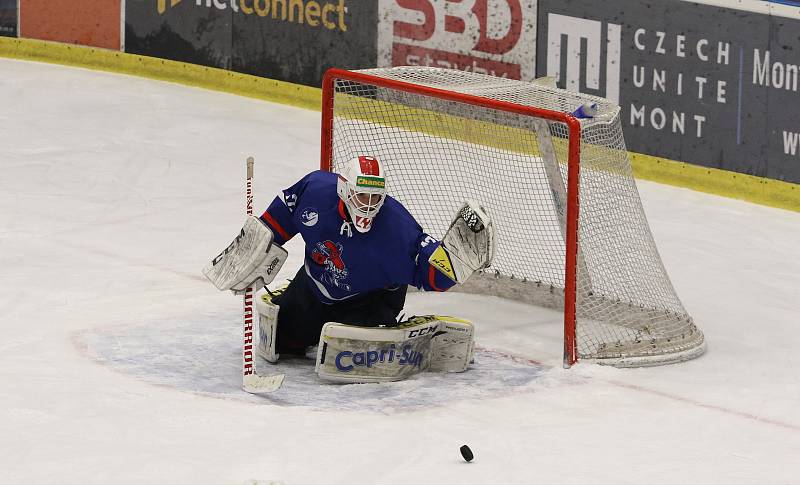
[429,201,495,284]
[202,215,288,293]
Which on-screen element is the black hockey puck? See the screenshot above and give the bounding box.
[460,445,474,462]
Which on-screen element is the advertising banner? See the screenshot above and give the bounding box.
[764,12,800,181]
[537,0,800,184]
[126,0,377,87]
[378,0,538,80]
[232,0,378,86]
[0,0,17,37]
[126,1,233,69]
[19,0,120,49]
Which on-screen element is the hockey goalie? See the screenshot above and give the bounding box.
[204,155,494,383]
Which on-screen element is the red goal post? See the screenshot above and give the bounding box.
[319,66,704,368]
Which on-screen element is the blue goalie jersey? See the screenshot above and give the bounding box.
[259,170,456,304]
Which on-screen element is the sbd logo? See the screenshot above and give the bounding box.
[380,0,536,80]
[393,0,522,55]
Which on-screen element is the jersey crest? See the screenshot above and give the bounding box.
[311,240,351,290]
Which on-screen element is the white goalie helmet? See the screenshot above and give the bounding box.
[336,155,386,233]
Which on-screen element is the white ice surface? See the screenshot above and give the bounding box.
[1,58,799,485]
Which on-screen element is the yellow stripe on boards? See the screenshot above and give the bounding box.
[630,152,800,212]
[0,37,320,110]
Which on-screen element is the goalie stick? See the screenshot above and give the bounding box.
[241,157,284,393]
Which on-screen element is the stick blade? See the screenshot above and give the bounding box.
[243,373,285,394]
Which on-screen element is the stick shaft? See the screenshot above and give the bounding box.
[243,157,255,378]
[239,156,284,393]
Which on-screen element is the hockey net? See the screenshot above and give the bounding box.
[320,66,705,368]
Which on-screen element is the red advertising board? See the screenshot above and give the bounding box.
[20,0,120,50]
[378,0,537,80]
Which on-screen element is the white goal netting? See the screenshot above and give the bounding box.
[323,66,705,367]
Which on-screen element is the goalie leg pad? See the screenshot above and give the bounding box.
[315,315,474,383]
[429,316,475,372]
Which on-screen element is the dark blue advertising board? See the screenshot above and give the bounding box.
[125,0,378,87]
[537,0,800,183]
[0,0,17,37]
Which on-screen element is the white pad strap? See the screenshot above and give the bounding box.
[315,315,474,383]
[430,201,495,284]
[203,216,288,292]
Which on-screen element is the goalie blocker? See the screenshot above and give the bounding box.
[202,215,288,293]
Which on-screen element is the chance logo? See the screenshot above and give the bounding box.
[356,176,385,188]
[300,208,319,226]
[545,13,621,104]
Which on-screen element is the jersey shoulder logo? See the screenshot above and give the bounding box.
[283,193,298,212]
[300,208,319,226]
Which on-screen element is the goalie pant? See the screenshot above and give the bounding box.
[271,267,406,352]
[259,170,457,350]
